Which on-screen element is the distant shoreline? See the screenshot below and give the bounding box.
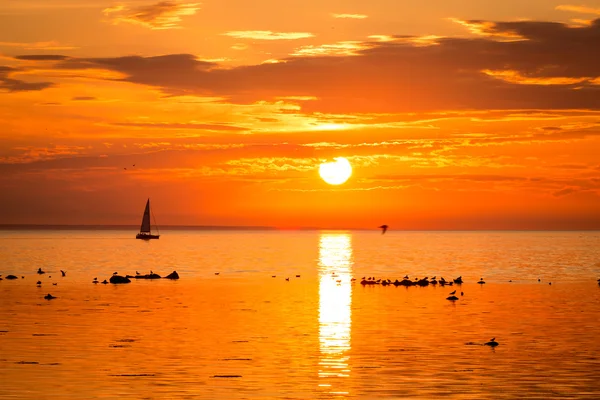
[0,224,278,231]
[0,224,598,232]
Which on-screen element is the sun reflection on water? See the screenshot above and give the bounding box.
[318,233,353,393]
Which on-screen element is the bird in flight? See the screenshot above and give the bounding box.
[379,225,388,234]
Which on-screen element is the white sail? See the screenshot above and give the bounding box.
[140,199,151,233]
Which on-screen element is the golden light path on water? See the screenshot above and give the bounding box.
[318,233,353,396]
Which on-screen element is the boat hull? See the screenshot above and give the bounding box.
[136,233,160,240]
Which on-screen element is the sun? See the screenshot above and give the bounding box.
[319,157,353,185]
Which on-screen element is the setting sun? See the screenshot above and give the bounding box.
[319,157,353,185]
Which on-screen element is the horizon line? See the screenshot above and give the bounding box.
[0,224,598,232]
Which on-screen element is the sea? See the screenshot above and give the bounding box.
[1,229,599,399]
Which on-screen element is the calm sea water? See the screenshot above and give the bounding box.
[1,230,599,399]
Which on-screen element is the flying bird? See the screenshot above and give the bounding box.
[379,225,388,234]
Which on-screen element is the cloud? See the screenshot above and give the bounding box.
[15,55,70,61]
[553,186,579,196]
[103,1,201,30]
[0,145,87,164]
[331,13,368,19]
[28,18,600,113]
[0,66,53,92]
[556,5,600,15]
[113,122,248,131]
[72,96,97,101]
[482,69,591,85]
[0,41,78,50]
[223,31,314,40]
[291,41,370,56]
[450,18,525,40]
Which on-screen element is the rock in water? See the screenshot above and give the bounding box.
[165,271,180,280]
[134,273,161,279]
[109,275,131,284]
[5,275,18,280]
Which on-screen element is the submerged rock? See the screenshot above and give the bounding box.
[165,271,179,280]
[109,275,131,284]
[134,273,161,280]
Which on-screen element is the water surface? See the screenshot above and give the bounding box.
[1,230,599,398]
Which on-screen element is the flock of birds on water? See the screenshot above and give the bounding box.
[2,266,599,349]
[0,268,180,301]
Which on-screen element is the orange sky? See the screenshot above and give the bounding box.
[1,0,599,229]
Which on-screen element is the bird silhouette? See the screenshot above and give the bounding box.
[60,270,66,277]
[449,290,456,295]
[379,224,388,234]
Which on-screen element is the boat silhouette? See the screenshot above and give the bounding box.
[136,198,160,240]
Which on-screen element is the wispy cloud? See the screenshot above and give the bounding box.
[103,1,201,30]
[0,145,87,164]
[0,41,77,50]
[331,13,368,19]
[223,31,314,40]
[72,96,97,101]
[15,55,70,61]
[0,66,53,92]
[226,157,316,173]
[482,69,590,85]
[113,121,248,131]
[291,41,370,56]
[449,18,525,40]
[556,4,600,15]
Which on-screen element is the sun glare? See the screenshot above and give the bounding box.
[319,157,352,185]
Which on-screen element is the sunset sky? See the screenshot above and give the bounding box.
[1,0,599,229]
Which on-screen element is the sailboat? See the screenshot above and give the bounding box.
[136,198,160,240]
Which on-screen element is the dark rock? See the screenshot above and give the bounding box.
[109,275,131,284]
[165,271,179,280]
[5,275,18,280]
[446,295,459,301]
[134,273,161,279]
[44,294,57,300]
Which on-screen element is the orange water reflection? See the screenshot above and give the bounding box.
[318,233,353,395]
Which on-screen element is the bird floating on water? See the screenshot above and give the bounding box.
[484,338,498,347]
[44,293,57,300]
[379,225,388,234]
